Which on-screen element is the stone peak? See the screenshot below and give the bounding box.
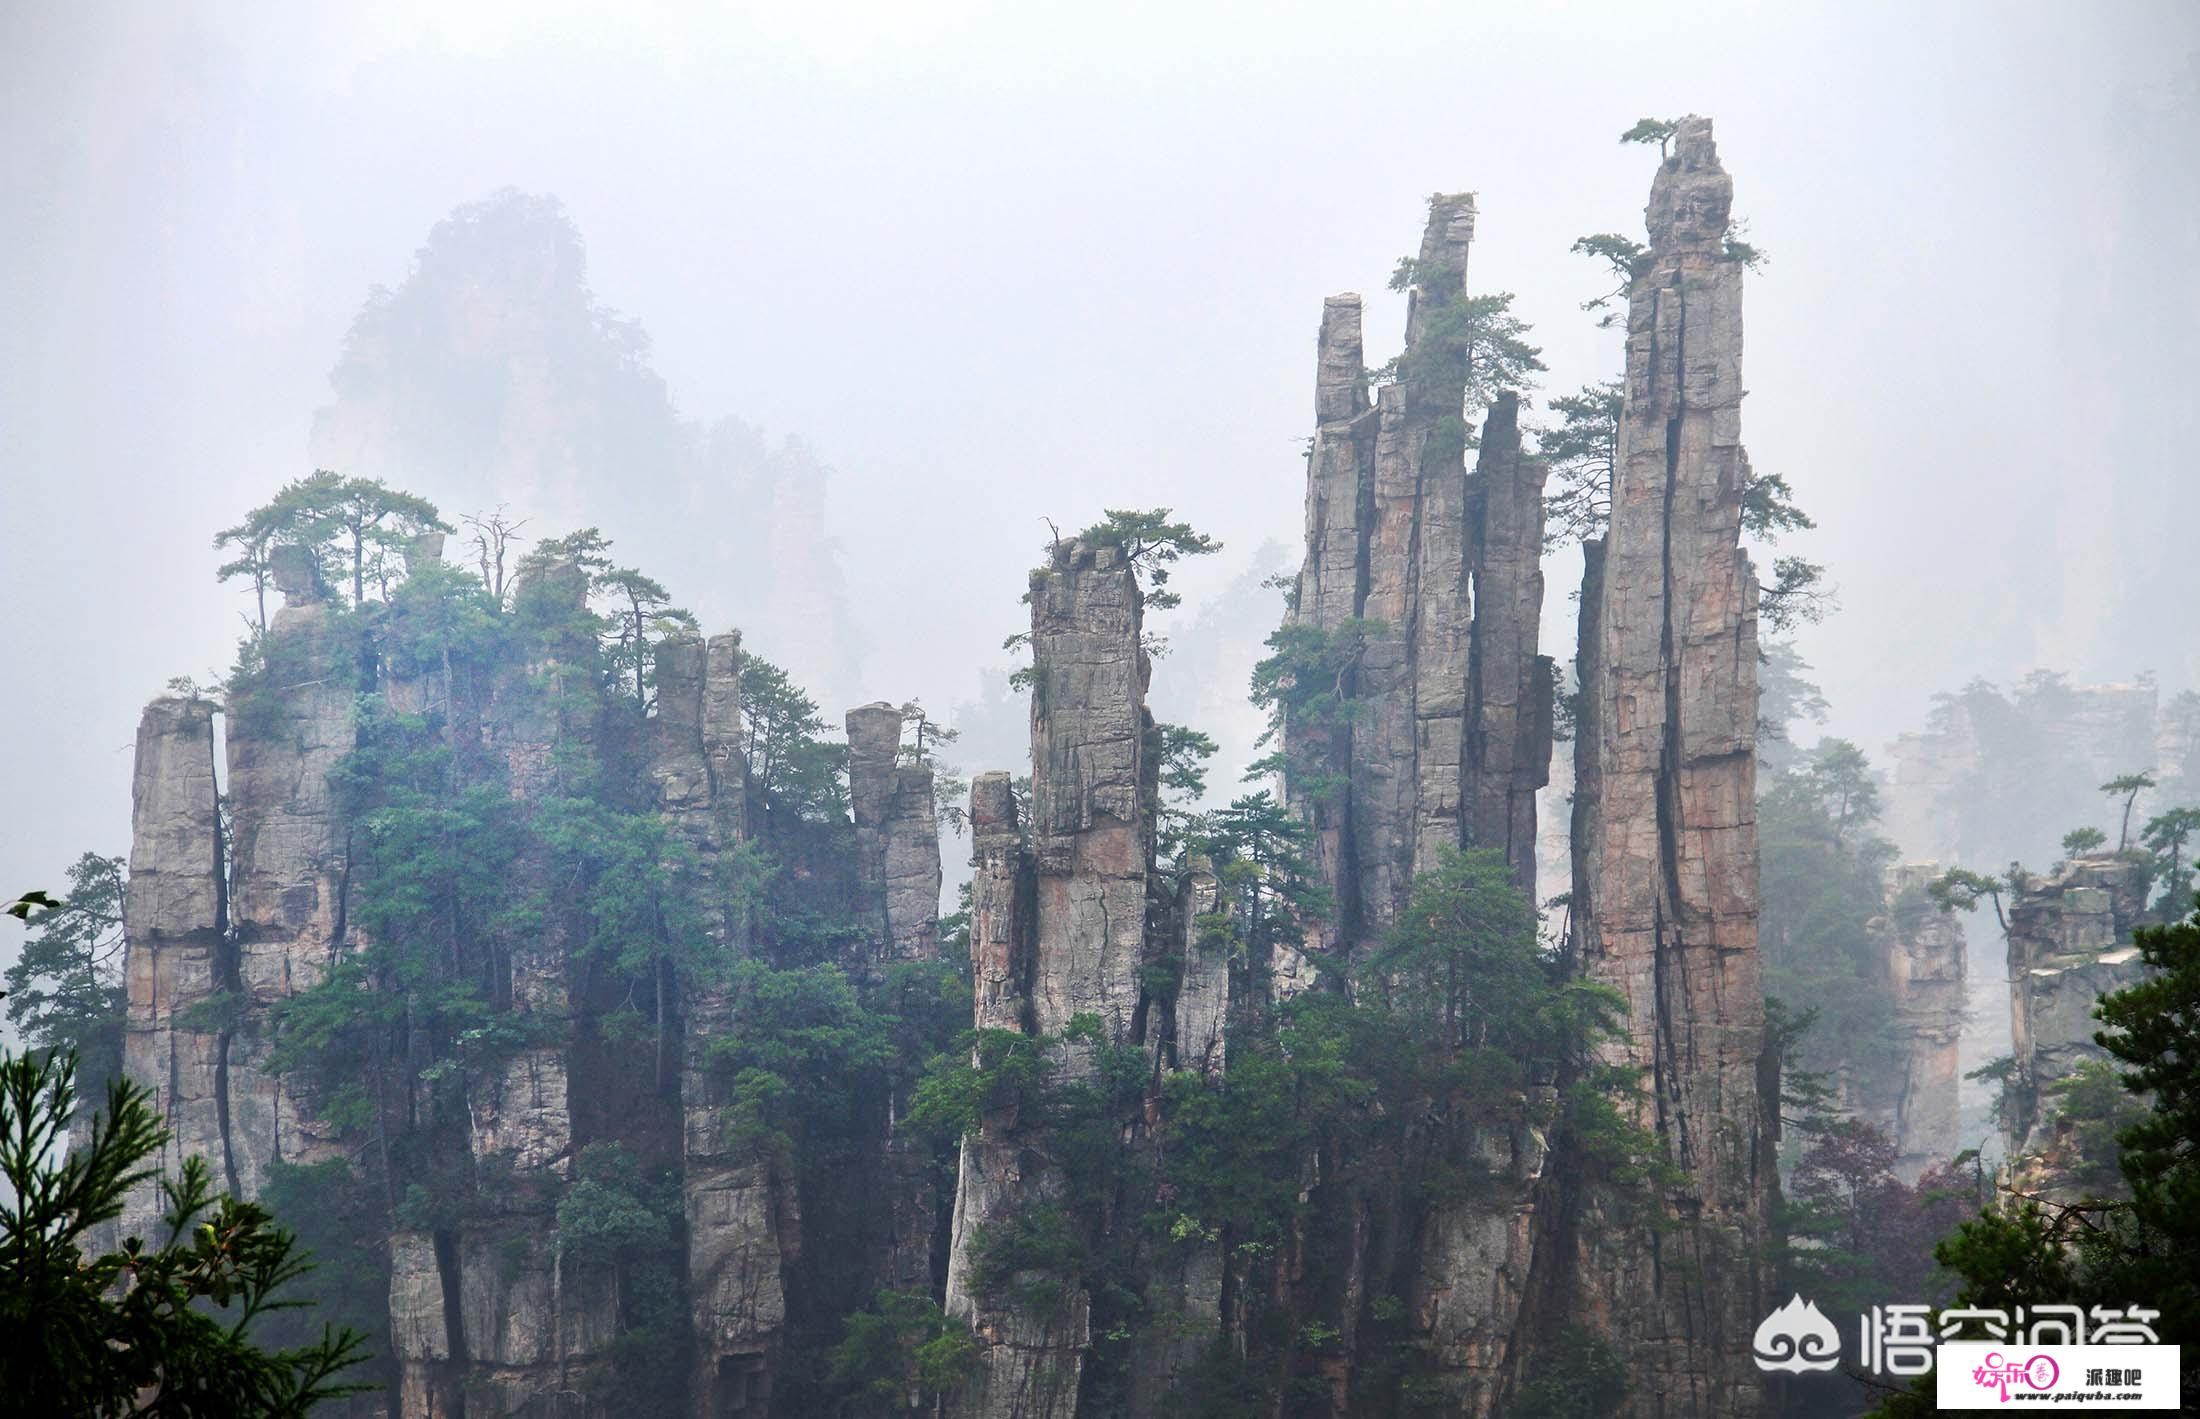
[1646,114,1732,256]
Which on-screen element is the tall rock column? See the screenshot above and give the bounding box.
[846,700,947,1293]
[847,701,944,964]
[451,558,619,1414]
[2003,853,2149,1195]
[222,545,358,1200]
[116,696,229,1242]
[1877,864,1968,1180]
[944,774,1087,1419]
[848,702,903,947]
[1285,294,1377,965]
[1275,197,1560,1412]
[1465,392,1554,897]
[654,633,795,1419]
[1352,195,1478,942]
[1569,115,1770,1419]
[1028,538,1151,1046]
[945,538,1160,1419]
[1281,196,1551,957]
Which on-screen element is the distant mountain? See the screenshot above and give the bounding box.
[311,189,863,706]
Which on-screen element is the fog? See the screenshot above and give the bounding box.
[5,0,2197,918]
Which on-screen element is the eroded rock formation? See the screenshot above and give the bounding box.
[117,552,769,1418]
[847,701,944,965]
[1284,199,1552,963]
[1276,193,1557,1412]
[2003,853,2150,1189]
[117,695,229,1244]
[1027,540,1152,1047]
[846,699,947,1296]
[1564,115,1771,1418]
[653,634,793,1419]
[943,772,1088,1419]
[1872,864,1969,1179]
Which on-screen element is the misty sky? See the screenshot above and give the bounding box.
[5,0,2198,929]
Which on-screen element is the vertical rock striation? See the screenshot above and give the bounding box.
[1567,115,1771,1418]
[1285,294,1377,966]
[944,773,1088,1419]
[1876,864,1969,1179]
[1281,195,1550,956]
[1465,392,1554,898]
[2003,853,2149,1191]
[654,633,796,1419]
[223,546,358,1202]
[846,700,946,1294]
[1274,194,1558,1412]
[117,695,229,1243]
[846,701,943,965]
[1028,539,1151,1046]
[458,558,620,1414]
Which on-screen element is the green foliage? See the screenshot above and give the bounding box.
[2102,771,2157,852]
[704,960,893,1161]
[3,852,127,1097]
[825,1290,978,1406]
[1758,640,1831,772]
[1759,741,1903,1095]
[2062,825,2109,857]
[217,471,451,613]
[1538,381,1623,545]
[1740,469,1815,540]
[2043,1059,2148,1195]
[1071,507,1222,609]
[735,648,848,819]
[1965,1054,2023,1137]
[909,1027,1054,1142]
[1567,235,1647,328]
[1376,288,1545,420]
[599,565,698,707]
[1760,554,1831,633]
[2139,806,2200,913]
[1361,848,1613,1067]
[0,1048,368,1412]
[965,1206,1089,1308]
[1505,1324,1628,1418]
[1156,1052,1307,1246]
[556,1144,676,1264]
[259,1159,392,1367]
[1618,116,1679,150]
[1152,720,1220,859]
[1181,791,1332,973]
[1249,618,1384,802]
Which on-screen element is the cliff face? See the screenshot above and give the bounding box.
[1283,199,1553,962]
[1027,540,1154,1048]
[2003,853,2150,1191]
[113,550,803,1418]
[1566,115,1771,1418]
[400,560,623,1418]
[1272,195,1558,1413]
[846,701,946,1296]
[1872,864,1969,1180]
[847,701,943,966]
[118,695,228,1245]
[946,539,1156,1419]
[943,772,1087,1419]
[653,635,793,1419]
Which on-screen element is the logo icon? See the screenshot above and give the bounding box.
[1753,1294,1842,1373]
[1971,1351,2060,1402]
